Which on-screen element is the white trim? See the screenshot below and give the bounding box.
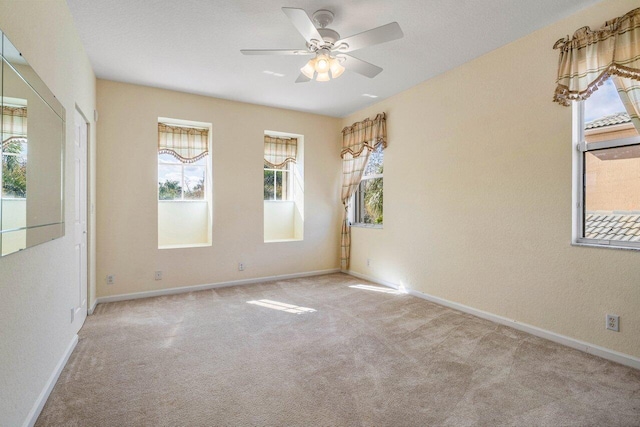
[159,243,212,250]
[584,134,640,151]
[350,223,383,229]
[87,298,98,315]
[572,101,584,244]
[23,334,78,427]
[344,270,640,371]
[573,240,640,252]
[95,269,341,305]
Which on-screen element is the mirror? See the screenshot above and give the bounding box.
[1,31,65,256]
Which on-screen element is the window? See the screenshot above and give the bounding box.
[263,132,303,242]
[1,105,27,199]
[157,119,212,248]
[263,163,290,201]
[2,139,27,199]
[353,144,383,226]
[159,154,207,200]
[574,77,640,249]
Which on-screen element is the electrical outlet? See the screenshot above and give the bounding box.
[106,274,115,285]
[155,271,162,281]
[606,314,619,332]
[238,263,245,271]
[366,258,371,267]
[70,308,75,323]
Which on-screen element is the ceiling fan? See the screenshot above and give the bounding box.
[241,7,403,83]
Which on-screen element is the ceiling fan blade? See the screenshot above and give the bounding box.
[335,22,403,52]
[282,7,323,44]
[342,54,383,78]
[295,73,311,83]
[241,49,312,56]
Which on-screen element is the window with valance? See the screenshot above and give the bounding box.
[339,112,386,269]
[157,122,209,201]
[264,135,297,201]
[554,8,640,250]
[157,119,212,248]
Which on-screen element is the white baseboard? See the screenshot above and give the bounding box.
[87,298,98,315]
[95,268,341,305]
[345,270,640,371]
[23,334,78,427]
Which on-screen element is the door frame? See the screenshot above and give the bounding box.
[74,106,91,324]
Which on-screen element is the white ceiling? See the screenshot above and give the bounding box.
[66,0,600,118]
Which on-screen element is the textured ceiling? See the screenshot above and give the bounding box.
[66,0,600,118]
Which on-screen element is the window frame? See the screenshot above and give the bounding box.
[263,162,292,202]
[572,101,640,251]
[351,150,384,228]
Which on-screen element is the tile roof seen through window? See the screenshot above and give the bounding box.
[585,112,630,130]
[585,212,640,242]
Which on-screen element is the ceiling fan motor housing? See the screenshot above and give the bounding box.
[312,10,334,28]
[318,28,340,44]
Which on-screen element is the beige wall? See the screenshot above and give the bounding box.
[96,80,342,298]
[0,1,97,425]
[343,0,640,360]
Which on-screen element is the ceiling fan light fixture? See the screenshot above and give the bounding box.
[300,59,316,79]
[301,52,344,81]
[316,71,331,82]
[329,57,345,79]
[315,54,331,73]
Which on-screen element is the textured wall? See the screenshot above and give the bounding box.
[0,1,96,425]
[96,80,342,298]
[343,0,640,359]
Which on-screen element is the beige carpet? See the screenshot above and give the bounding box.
[37,273,640,426]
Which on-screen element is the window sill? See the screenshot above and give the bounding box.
[158,200,208,203]
[572,240,640,252]
[264,238,303,243]
[159,242,211,250]
[351,223,383,229]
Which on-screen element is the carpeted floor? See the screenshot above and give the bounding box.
[36,273,640,426]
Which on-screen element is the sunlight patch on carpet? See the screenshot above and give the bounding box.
[349,284,405,295]
[247,299,316,314]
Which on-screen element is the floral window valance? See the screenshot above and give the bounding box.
[158,123,209,163]
[553,7,640,106]
[340,112,386,158]
[2,106,27,147]
[264,135,297,169]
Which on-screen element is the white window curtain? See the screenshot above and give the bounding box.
[158,123,208,163]
[264,135,297,169]
[340,113,386,269]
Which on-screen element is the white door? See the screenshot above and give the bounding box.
[73,109,88,328]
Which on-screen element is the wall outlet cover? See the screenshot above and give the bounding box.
[606,314,619,332]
